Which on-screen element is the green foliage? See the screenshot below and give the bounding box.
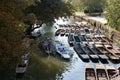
[105,0,120,31]
[0,0,31,63]
[68,0,84,11]
[81,0,107,12]
[25,0,75,24]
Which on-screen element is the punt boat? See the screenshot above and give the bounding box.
[74,43,89,61]
[55,29,62,36]
[106,65,118,80]
[56,43,70,60]
[73,35,81,44]
[104,44,120,61]
[60,29,66,36]
[68,33,74,46]
[81,43,99,61]
[96,64,109,80]
[16,53,29,74]
[85,64,96,80]
[94,44,109,60]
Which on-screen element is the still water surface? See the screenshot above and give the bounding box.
[24,18,120,80]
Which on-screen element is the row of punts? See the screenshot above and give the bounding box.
[72,33,120,62]
[85,64,120,80]
[61,24,120,62]
[54,24,120,62]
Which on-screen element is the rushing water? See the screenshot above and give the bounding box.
[23,17,120,80]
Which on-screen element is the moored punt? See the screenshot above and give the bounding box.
[104,44,120,61]
[59,24,64,27]
[92,36,99,42]
[85,36,93,43]
[41,38,52,55]
[68,33,74,46]
[94,35,106,43]
[84,28,91,36]
[78,34,86,43]
[102,36,113,44]
[96,64,109,80]
[16,63,27,74]
[106,65,118,80]
[16,53,29,74]
[74,44,89,61]
[74,29,80,35]
[80,29,85,35]
[94,44,109,60]
[81,43,99,61]
[70,29,75,34]
[85,64,96,80]
[56,43,71,60]
[60,29,66,36]
[112,45,120,58]
[73,35,81,44]
[55,29,62,36]
[65,29,70,36]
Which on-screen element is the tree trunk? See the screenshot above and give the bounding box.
[25,22,44,39]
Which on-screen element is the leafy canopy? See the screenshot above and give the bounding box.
[81,0,107,12]
[105,0,120,31]
[25,0,75,24]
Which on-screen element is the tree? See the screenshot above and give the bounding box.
[66,0,84,11]
[105,0,120,31]
[81,0,107,13]
[0,0,35,79]
[24,0,75,35]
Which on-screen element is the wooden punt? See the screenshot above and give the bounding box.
[81,43,99,60]
[94,44,109,60]
[112,45,120,58]
[65,29,70,36]
[74,29,80,35]
[16,53,29,74]
[106,65,118,80]
[102,36,113,44]
[85,35,93,43]
[92,36,99,42]
[78,34,86,43]
[94,35,106,43]
[85,64,96,80]
[60,29,66,36]
[73,35,81,44]
[68,33,74,46]
[80,29,85,35]
[55,29,62,36]
[74,44,89,61]
[84,28,91,36]
[96,64,109,80]
[70,29,75,34]
[104,44,120,61]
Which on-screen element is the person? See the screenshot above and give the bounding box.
[47,38,51,51]
[111,31,114,40]
[58,44,64,51]
[96,28,101,35]
[43,40,48,50]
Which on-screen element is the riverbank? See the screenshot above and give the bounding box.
[73,12,120,47]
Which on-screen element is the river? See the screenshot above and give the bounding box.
[23,17,120,80]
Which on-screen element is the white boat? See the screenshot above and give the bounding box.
[56,43,70,59]
[16,53,29,74]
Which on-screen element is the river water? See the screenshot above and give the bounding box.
[23,17,120,80]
